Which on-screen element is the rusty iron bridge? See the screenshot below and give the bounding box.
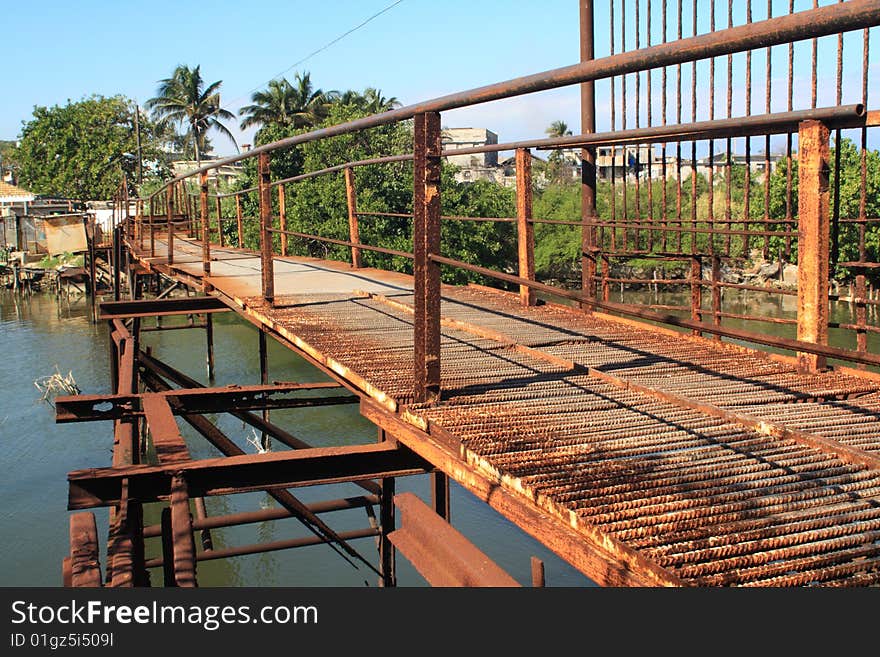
[60,0,880,587]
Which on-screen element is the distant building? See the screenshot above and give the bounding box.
[595,145,660,181]
[170,159,244,186]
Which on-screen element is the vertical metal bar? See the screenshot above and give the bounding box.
[580,0,597,304]
[259,152,275,305]
[690,0,698,255]
[661,0,668,252]
[344,168,361,268]
[200,172,211,276]
[796,120,830,374]
[259,327,269,450]
[855,274,867,366]
[205,313,215,382]
[859,27,869,264]
[621,0,628,249]
[634,0,642,252]
[149,197,156,258]
[691,256,702,337]
[516,147,536,306]
[412,112,442,404]
[113,221,121,301]
[646,0,654,253]
[431,472,450,523]
[708,0,716,257]
[279,185,288,258]
[236,194,244,249]
[166,184,174,267]
[379,474,396,587]
[785,0,795,261]
[609,0,616,252]
[763,0,773,260]
[725,0,733,256]
[215,182,224,248]
[531,556,545,587]
[711,255,722,341]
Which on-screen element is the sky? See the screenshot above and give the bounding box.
[2,0,875,157]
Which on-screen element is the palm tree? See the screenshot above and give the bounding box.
[361,88,400,113]
[546,120,572,138]
[333,88,400,114]
[239,73,334,131]
[146,64,237,167]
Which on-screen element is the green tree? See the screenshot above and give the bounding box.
[239,73,334,134]
[146,64,237,166]
[13,95,168,200]
[332,88,400,114]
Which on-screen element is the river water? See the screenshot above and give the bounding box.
[0,290,591,587]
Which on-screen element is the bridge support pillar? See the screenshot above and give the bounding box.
[796,120,830,374]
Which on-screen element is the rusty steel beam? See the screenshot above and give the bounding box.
[137,351,381,496]
[515,148,536,306]
[146,0,880,194]
[136,365,377,571]
[796,120,831,373]
[412,112,442,404]
[144,528,380,568]
[361,399,685,587]
[169,474,196,587]
[389,493,520,587]
[99,296,229,319]
[142,495,379,537]
[68,513,102,587]
[55,382,351,423]
[68,442,432,510]
[141,394,190,463]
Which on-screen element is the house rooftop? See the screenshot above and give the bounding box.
[0,181,36,203]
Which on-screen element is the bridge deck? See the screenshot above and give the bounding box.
[137,235,880,587]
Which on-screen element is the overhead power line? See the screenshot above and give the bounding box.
[226,0,406,111]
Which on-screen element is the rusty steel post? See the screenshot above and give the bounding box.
[135,199,143,250]
[580,0,598,306]
[690,257,702,336]
[235,195,244,249]
[278,185,288,257]
[516,148,536,306]
[259,152,275,305]
[379,475,396,587]
[200,172,211,276]
[855,274,867,365]
[215,183,224,248]
[344,167,362,268]
[796,120,830,373]
[531,556,545,587]
[166,184,174,266]
[149,197,156,258]
[412,112,442,404]
[711,255,722,341]
[205,313,215,382]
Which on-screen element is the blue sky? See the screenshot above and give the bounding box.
[2,0,875,156]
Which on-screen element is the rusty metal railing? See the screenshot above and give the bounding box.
[124,0,880,403]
